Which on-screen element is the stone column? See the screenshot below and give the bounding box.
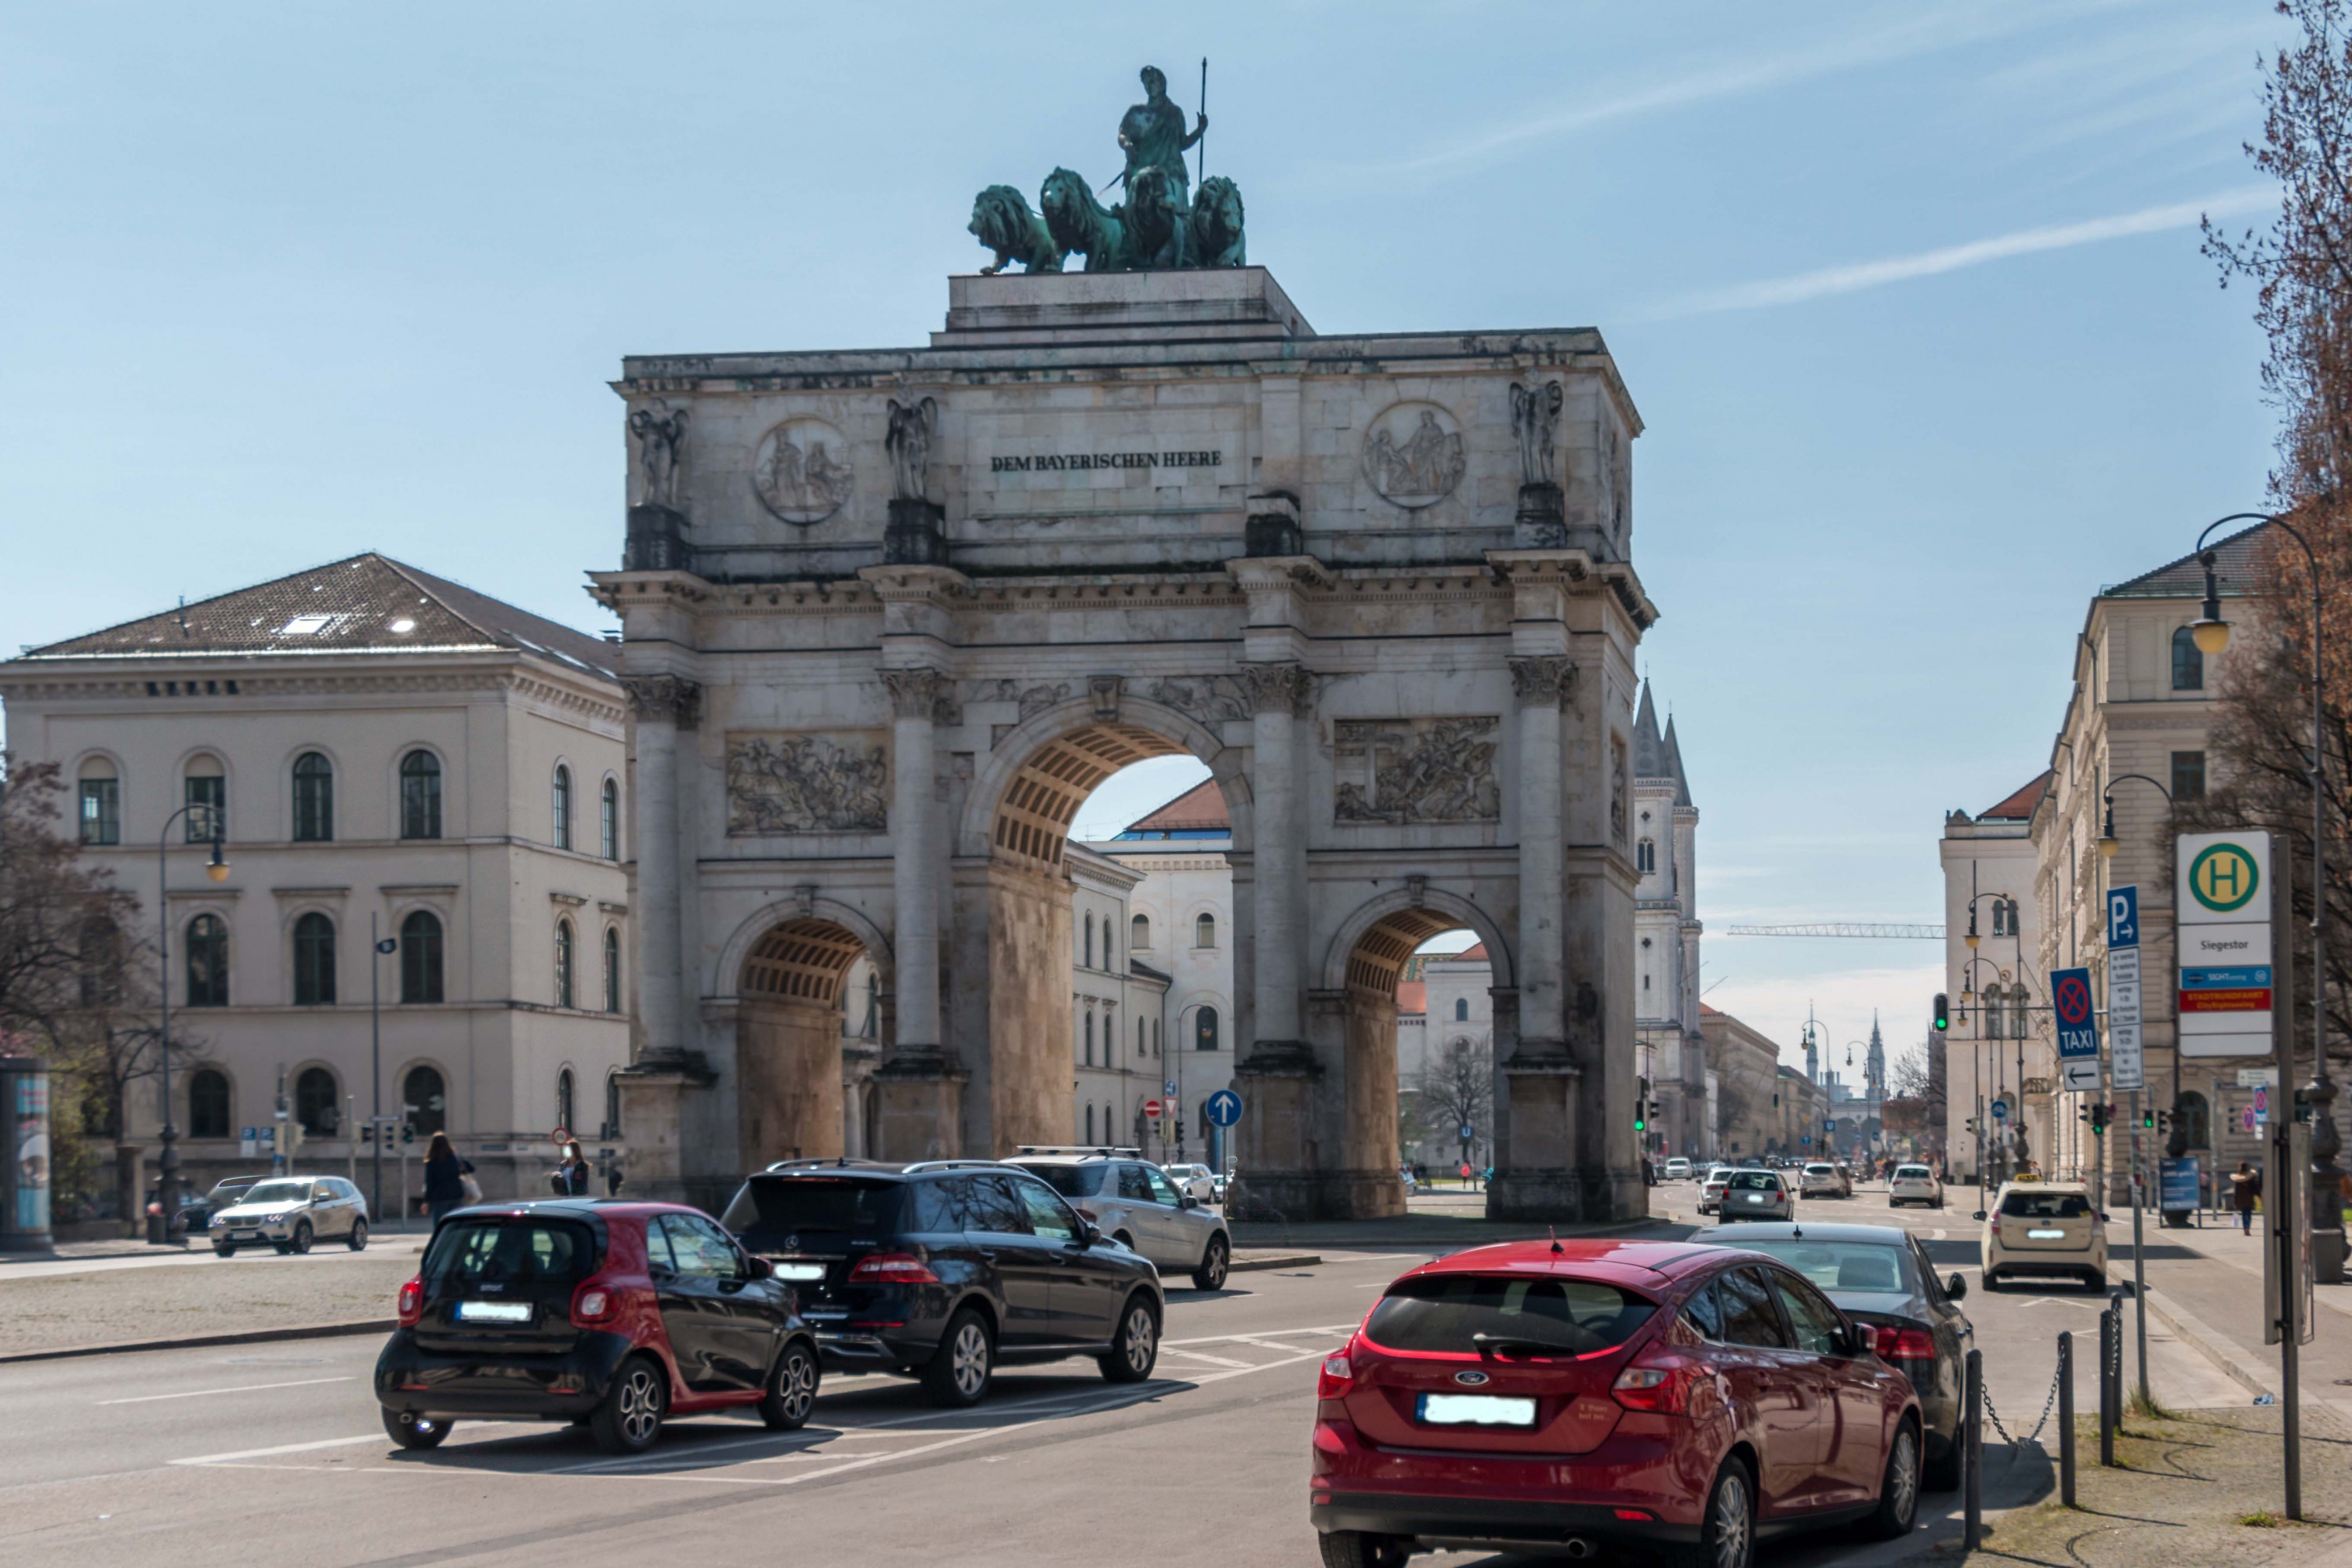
[1240,662,1312,1051]
[875,666,964,1157]
[622,675,699,1061]
[1510,657,1573,1051]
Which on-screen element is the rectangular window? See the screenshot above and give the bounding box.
[79,779,119,844]
[184,775,224,842]
[2171,750,2207,801]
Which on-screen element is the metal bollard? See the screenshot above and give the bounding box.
[2058,1330,2076,1507]
[2098,1308,2118,1467]
[1964,1348,1984,1551]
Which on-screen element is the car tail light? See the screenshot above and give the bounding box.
[397,1278,424,1326]
[1872,1326,1936,1361]
[1317,1345,1356,1399]
[1989,1213,2002,1236]
[1613,1508,1655,1522]
[572,1282,616,1326]
[848,1251,939,1285]
[1611,1354,1696,1415]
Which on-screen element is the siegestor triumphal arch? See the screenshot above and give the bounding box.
[591,263,1657,1221]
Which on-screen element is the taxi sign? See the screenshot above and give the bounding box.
[2052,965,2102,1091]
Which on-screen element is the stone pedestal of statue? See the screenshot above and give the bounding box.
[1514,483,1566,549]
[625,504,689,571]
[884,499,948,565]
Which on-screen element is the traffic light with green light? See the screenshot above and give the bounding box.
[1932,993,1949,1033]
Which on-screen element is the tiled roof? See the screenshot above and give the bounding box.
[2100,523,2268,600]
[1396,980,1427,1015]
[1428,942,1490,964]
[1119,779,1231,835]
[15,554,616,678]
[1980,771,2052,821]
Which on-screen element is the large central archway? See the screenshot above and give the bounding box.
[955,697,1250,1156]
[736,914,884,1166]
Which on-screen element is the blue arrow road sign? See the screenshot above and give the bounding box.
[1991,1098,2009,1122]
[1203,1089,1242,1128]
[2108,886,2140,949]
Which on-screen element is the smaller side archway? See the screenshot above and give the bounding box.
[736,916,883,1167]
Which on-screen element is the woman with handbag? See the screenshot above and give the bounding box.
[551,1141,591,1197]
[423,1131,477,1223]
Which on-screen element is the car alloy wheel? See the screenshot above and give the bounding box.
[950,1319,989,1399]
[213,1243,235,1258]
[347,1218,368,1251]
[1867,1421,1921,1538]
[593,1359,666,1454]
[1689,1459,1753,1568]
[761,1342,818,1431]
[1192,1234,1229,1290]
[289,1221,313,1255]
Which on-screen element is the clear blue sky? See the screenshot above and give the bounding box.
[2,2,2289,1069]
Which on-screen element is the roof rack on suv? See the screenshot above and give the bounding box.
[1012,1145,1139,1159]
[762,1156,862,1172]
[898,1158,1008,1173]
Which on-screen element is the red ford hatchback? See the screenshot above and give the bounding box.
[1309,1240,1922,1568]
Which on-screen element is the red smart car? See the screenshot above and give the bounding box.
[1310,1240,1922,1568]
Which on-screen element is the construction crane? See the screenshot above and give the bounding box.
[1722,922,1944,939]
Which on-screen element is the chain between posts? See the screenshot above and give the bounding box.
[1980,1351,2067,1454]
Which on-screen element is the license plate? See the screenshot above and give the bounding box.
[1417,1393,1537,1428]
[772,1262,827,1281]
[1745,1193,1766,1203]
[2027,1229,2067,1240]
[456,1300,532,1323]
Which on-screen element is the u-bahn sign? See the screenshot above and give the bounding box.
[2177,830,2274,1058]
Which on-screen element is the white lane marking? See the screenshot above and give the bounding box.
[1163,1321,1356,1347]
[1157,1347,1252,1369]
[100,1375,354,1406]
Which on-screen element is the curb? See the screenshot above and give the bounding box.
[0,1317,395,1365]
[2103,1258,2273,1399]
[1228,1253,1321,1272]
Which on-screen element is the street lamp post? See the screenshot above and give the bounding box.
[2188,513,2340,1280]
[1958,953,2008,1197]
[150,804,230,1247]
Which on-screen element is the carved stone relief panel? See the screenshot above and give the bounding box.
[1361,401,1467,509]
[967,678,1075,723]
[1138,674,1252,727]
[752,417,855,524]
[725,731,890,835]
[1333,716,1502,825]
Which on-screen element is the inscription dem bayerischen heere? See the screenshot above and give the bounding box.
[989,449,1224,474]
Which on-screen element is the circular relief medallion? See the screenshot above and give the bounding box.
[752,417,855,524]
[1363,400,1467,509]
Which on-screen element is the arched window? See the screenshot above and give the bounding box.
[78,757,120,845]
[400,910,445,1004]
[1085,1102,1096,1144]
[1636,837,1657,873]
[399,750,442,840]
[1138,1017,1147,1058]
[2178,1090,2211,1149]
[1131,913,1150,951]
[292,751,334,842]
[184,755,226,843]
[185,914,229,1007]
[602,927,622,1013]
[1454,997,1470,1022]
[2172,625,2205,691]
[557,1068,576,1134]
[78,914,122,1007]
[292,912,336,1006]
[552,765,573,851]
[602,1071,622,1139]
[555,919,575,1009]
[601,777,620,860]
[1195,913,1216,949]
[1083,1011,1094,1066]
[188,1068,231,1139]
[1983,986,2005,1040]
[295,1066,339,1136]
[401,1064,447,1137]
[1083,915,1094,969]
[2011,983,2032,1040]
[1196,1005,1219,1053]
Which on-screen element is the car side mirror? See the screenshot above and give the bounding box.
[1180,1195,1200,1210]
[746,1255,773,1280]
[1079,1219,1102,1247]
[1946,1272,1967,1301]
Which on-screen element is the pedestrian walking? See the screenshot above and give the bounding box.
[551,1140,591,1197]
[2230,1160,2261,1234]
[422,1131,476,1225]
[604,1156,626,1198]
[1458,1160,1472,1190]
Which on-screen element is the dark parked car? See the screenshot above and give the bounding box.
[1701,1221,1973,1490]
[720,1159,1165,1407]
[376,1200,820,1454]
[1311,1239,1922,1568]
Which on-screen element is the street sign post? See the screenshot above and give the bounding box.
[2177,831,2275,1058]
[1142,1098,1163,1120]
[2053,966,2102,1092]
[2107,887,2144,1092]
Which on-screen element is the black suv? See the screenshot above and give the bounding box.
[717,1160,1163,1407]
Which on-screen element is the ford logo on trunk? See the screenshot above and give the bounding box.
[1454,1370,1490,1386]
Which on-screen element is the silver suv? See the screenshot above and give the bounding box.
[1008,1149,1231,1290]
[209,1175,370,1255]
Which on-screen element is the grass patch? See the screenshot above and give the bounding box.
[2127,1388,2172,1421]
[2239,1509,2282,1528]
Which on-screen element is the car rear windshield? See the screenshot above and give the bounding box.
[423,1218,598,1287]
[1804,1164,1835,1175]
[721,1176,905,1250]
[239,1180,313,1206]
[1728,1171,1781,1191]
[1020,1163,1108,1199]
[1365,1273,1655,1356]
[1896,1166,1933,1179]
[1735,1240,1918,1296]
[2001,1191,2092,1219]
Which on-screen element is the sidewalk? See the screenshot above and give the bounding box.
[2110,1217,2352,1412]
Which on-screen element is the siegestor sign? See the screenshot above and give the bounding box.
[2176,829,2274,1058]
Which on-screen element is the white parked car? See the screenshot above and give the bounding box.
[209,1175,370,1255]
[1163,1163,1218,1203]
[1799,1161,1853,1199]
[1697,1165,1735,1215]
[1889,1163,1945,1209]
[1662,1156,1693,1181]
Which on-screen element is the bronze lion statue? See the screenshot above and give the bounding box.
[1041,167,1133,271]
[1189,176,1246,268]
[969,184,1064,274]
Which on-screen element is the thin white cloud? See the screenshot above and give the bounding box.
[1646,187,2274,321]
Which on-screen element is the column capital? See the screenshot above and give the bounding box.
[880,666,947,720]
[622,673,702,728]
[1508,655,1576,709]
[1237,661,1316,718]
